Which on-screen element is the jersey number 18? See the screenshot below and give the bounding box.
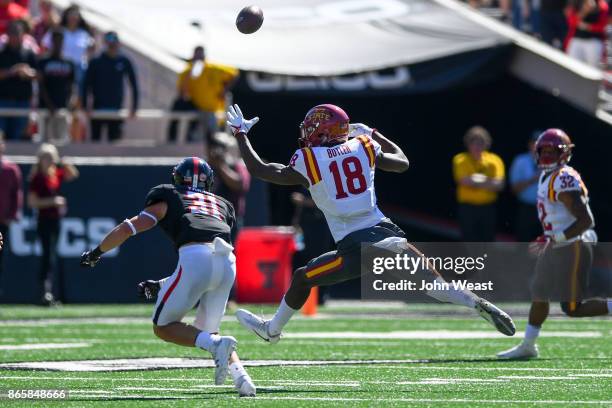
[329,157,367,199]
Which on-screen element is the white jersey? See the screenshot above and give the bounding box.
[289,135,386,242]
[536,165,595,242]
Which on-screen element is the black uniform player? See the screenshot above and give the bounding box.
[80,157,256,397]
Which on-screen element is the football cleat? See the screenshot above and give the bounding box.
[137,280,160,301]
[497,342,539,359]
[474,298,516,336]
[212,336,237,385]
[235,309,281,344]
[235,374,256,397]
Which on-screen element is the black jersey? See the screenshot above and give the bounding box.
[144,184,236,249]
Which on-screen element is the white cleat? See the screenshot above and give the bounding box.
[235,309,281,344]
[235,374,256,397]
[212,336,237,385]
[475,298,516,336]
[497,342,539,359]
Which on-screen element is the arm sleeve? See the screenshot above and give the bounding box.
[125,58,139,111]
[144,185,170,207]
[491,154,505,180]
[553,169,583,200]
[452,154,468,182]
[288,149,311,187]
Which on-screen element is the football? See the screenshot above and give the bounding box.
[236,5,264,34]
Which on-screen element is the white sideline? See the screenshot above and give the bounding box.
[0,342,90,351]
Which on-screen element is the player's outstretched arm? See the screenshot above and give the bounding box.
[227,104,308,186]
[557,190,594,241]
[80,202,167,267]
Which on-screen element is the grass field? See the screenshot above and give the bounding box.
[0,302,610,407]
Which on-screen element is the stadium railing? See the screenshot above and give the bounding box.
[0,108,201,144]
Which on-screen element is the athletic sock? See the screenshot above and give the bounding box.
[607,300,612,315]
[195,331,220,352]
[268,297,297,336]
[425,277,477,308]
[229,361,249,383]
[523,324,541,345]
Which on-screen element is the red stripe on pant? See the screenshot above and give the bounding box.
[153,266,183,325]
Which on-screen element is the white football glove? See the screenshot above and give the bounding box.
[348,123,374,139]
[226,104,259,136]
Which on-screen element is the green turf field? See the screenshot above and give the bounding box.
[0,302,610,406]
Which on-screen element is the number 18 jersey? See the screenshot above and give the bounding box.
[289,135,386,242]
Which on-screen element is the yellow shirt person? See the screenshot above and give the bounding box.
[453,150,505,205]
[452,126,505,242]
[178,60,239,113]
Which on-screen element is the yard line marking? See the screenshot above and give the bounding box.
[1,358,611,373]
[285,330,602,339]
[0,342,90,351]
[245,397,612,404]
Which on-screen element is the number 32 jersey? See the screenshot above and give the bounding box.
[289,135,386,242]
[145,184,235,249]
[536,165,595,242]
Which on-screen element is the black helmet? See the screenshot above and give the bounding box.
[172,157,214,192]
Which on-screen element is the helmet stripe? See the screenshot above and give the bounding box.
[192,157,198,189]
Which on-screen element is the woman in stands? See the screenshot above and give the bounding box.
[28,144,79,305]
[42,4,95,91]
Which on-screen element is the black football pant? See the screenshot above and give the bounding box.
[284,220,405,309]
[37,218,61,299]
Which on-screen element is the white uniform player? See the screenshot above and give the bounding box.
[288,133,385,242]
[498,129,611,360]
[537,165,596,243]
[226,103,516,346]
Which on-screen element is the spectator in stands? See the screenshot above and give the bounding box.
[42,4,94,91]
[176,45,239,141]
[510,132,541,241]
[0,21,36,140]
[28,143,78,306]
[32,0,59,45]
[0,130,23,293]
[82,31,139,142]
[167,46,202,142]
[566,0,609,67]
[209,131,251,237]
[453,126,505,242]
[1,19,40,54]
[539,0,568,48]
[38,29,75,143]
[0,0,28,35]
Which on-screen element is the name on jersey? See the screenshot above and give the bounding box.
[327,144,352,158]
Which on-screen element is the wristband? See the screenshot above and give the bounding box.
[123,219,137,236]
[140,211,158,225]
[92,246,104,258]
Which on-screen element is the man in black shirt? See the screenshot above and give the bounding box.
[540,0,568,47]
[80,157,256,397]
[0,21,36,140]
[82,31,139,142]
[38,29,75,143]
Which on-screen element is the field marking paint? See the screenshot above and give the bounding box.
[0,342,90,351]
[285,330,602,339]
[232,396,612,404]
[1,357,612,373]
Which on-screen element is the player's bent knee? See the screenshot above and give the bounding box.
[291,267,311,289]
[560,302,580,317]
[153,324,171,340]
